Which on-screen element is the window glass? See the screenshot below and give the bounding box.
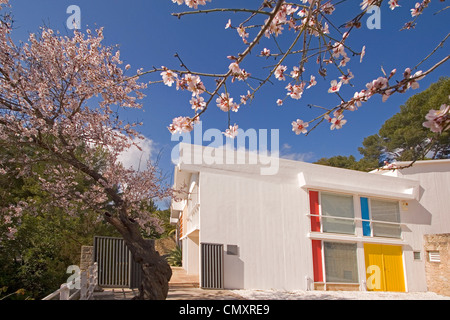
[324,242,358,283]
[321,192,355,234]
[370,199,401,238]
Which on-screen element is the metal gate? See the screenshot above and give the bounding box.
[201,243,224,289]
[93,236,143,288]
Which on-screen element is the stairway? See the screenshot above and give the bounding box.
[169,267,199,288]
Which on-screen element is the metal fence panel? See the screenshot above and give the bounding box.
[201,243,224,289]
[93,236,142,289]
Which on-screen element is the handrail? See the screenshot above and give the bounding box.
[42,262,98,300]
[306,214,403,226]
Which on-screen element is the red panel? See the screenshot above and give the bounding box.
[311,240,323,282]
[309,191,321,232]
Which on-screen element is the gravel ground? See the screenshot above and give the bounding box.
[232,289,450,300]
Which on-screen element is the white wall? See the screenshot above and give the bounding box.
[395,161,450,292]
[175,144,449,292]
[199,170,312,290]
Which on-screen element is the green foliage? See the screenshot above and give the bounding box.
[315,77,450,171]
[0,142,120,299]
[377,77,450,161]
[0,209,119,299]
[315,155,359,170]
[166,246,182,267]
[154,209,177,238]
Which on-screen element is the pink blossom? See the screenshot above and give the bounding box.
[360,0,376,11]
[423,104,450,133]
[290,66,304,78]
[388,0,400,10]
[237,26,249,43]
[366,76,388,92]
[360,46,366,63]
[339,54,350,67]
[292,119,309,135]
[229,63,250,82]
[276,99,283,106]
[321,2,335,15]
[328,80,342,93]
[353,90,369,107]
[382,89,394,102]
[168,116,194,134]
[297,8,306,17]
[229,62,241,74]
[286,83,304,100]
[322,22,330,35]
[275,65,287,81]
[182,0,211,9]
[190,96,206,112]
[332,42,345,58]
[339,70,354,84]
[261,48,271,57]
[160,68,178,87]
[330,114,347,130]
[240,90,252,105]
[216,93,239,112]
[225,19,232,29]
[411,2,421,17]
[223,124,239,139]
[306,75,317,89]
[183,74,205,96]
[408,70,425,90]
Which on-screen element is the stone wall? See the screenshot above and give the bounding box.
[423,233,450,296]
[155,236,177,257]
[80,245,94,272]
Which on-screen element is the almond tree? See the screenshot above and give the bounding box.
[0,1,172,300]
[159,0,449,156]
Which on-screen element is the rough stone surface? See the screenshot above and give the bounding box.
[424,233,450,296]
[80,245,94,272]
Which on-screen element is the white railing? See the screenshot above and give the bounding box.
[42,262,98,300]
[185,182,200,235]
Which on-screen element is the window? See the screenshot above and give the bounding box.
[226,245,239,256]
[324,242,358,283]
[371,199,401,238]
[428,251,441,262]
[414,251,421,260]
[321,192,355,235]
[360,197,401,239]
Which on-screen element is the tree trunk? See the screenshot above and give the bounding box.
[104,212,172,300]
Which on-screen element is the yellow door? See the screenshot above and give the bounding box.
[364,243,386,291]
[382,245,405,292]
[364,244,405,292]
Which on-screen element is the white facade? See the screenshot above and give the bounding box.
[170,143,450,292]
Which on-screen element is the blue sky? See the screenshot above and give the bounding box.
[6,0,450,206]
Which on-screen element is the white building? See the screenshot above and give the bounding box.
[170,143,450,293]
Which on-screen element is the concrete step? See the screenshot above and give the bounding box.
[169,267,199,288]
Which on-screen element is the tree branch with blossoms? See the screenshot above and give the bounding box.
[155,0,449,143]
[0,0,175,299]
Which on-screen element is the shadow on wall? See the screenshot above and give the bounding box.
[401,193,432,226]
[224,245,245,290]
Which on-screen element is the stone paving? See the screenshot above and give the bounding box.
[93,267,242,300]
[93,267,449,300]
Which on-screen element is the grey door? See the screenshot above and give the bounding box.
[201,243,224,289]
